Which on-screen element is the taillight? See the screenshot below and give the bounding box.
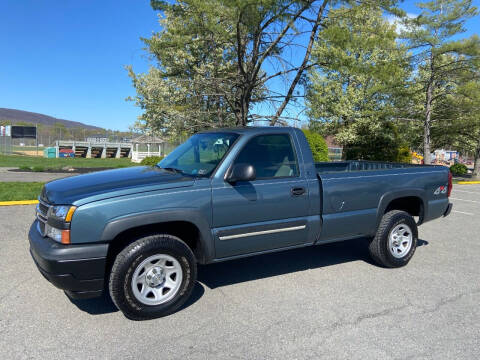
[447,171,453,197]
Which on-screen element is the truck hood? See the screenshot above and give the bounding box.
[42,166,195,205]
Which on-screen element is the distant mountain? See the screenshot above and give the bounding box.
[0,108,103,130]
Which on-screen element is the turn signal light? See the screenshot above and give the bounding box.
[61,230,71,244]
[65,206,77,222]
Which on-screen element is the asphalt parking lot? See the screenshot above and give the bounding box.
[0,167,73,182]
[1,185,479,359]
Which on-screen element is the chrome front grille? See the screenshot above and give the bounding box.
[36,198,51,237]
[38,200,49,216]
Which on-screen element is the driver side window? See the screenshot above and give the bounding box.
[234,134,299,179]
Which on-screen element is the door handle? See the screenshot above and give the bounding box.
[291,187,306,196]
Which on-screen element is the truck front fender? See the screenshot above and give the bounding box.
[100,208,214,263]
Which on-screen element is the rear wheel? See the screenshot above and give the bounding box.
[109,234,197,320]
[369,210,418,268]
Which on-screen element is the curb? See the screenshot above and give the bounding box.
[457,181,480,185]
[0,200,39,206]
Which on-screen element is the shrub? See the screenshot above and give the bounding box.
[302,129,328,162]
[140,156,164,166]
[343,121,402,162]
[450,163,468,176]
[396,146,411,163]
[19,165,31,171]
[32,166,45,172]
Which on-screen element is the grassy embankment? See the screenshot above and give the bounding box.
[0,154,134,170]
[0,182,44,201]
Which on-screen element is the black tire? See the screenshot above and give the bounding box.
[369,210,418,268]
[109,234,197,320]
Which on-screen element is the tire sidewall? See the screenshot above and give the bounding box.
[111,235,196,319]
[383,213,418,266]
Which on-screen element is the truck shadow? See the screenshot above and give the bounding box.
[67,282,206,316]
[68,293,118,315]
[198,238,429,289]
[68,238,428,315]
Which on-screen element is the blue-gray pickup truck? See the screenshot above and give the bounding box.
[29,127,453,320]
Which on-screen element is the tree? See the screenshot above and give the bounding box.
[401,0,479,164]
[224,0,328,126]
[129,0,400,137]
[306,3,411,161]
[432,63,480,178]
[127,0,239,138]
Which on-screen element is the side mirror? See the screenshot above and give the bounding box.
[226,163,256,183]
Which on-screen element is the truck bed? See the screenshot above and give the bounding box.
[314,160,449,242]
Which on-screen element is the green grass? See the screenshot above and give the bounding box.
[0,182,44,201]
[0,155,135,170]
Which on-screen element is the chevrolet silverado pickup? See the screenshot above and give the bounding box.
[29,127,453,320]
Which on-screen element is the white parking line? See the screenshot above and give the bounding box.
[452,210,474,216]
[453,189,480,194]
[450,197,480,204]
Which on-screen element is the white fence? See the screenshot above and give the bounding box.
[131,150,162,163]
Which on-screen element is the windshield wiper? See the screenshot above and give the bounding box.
[160,167,183,174]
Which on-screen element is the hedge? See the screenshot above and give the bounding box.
[302,129,328,162]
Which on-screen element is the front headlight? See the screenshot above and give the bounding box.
[49,205,76,222]
[46,206,76,244]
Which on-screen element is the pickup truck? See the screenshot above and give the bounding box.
[29,127,453,320]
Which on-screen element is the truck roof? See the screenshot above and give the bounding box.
[199,126,297,135]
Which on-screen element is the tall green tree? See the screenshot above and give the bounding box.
[127,0,239,138]
[401,0,479,164]
[433,63,480,177]
[306,3,411,161]
[129,0,400,137]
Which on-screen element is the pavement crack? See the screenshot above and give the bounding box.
[325,302,411,332]
[352,303,411,326]
[311,287,480,349]
[418,287,480,314]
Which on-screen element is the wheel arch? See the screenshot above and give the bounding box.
[377,190,427,227]
[101,209,214,266]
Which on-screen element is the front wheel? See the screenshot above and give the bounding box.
[369,210,418,268]
[109,234,197,320]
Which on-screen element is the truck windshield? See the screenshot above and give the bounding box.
[158,132,239,177]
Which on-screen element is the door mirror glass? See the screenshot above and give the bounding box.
[226,163,256,183]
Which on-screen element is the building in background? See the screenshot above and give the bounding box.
[0,125,12,154]
[131,134,166,163]
[434,149,459,163]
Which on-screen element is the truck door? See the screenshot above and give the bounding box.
[211,133,310,258]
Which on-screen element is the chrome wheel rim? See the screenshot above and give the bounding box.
[131,254,183,306]
[388,224,413,258]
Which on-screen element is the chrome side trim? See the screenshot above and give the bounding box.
[218,225,306,241]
